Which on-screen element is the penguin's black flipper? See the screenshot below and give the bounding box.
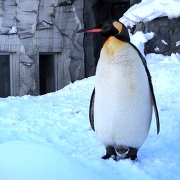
[144,66,160,134]
[89,88,95,131]
[129,42,160,134]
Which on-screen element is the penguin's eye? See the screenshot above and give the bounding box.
[103,24,110,31]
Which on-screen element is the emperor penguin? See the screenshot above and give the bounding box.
[77,20,160,161]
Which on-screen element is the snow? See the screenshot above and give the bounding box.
[8,26,17,34]
[42,20,53,26]
[161,40,168,45]
[154,47,160,52]
[130,31,154,56]
[120,0,180,27]
[0,48,180,179]
[0,141,105,180]
[176,41,180,47]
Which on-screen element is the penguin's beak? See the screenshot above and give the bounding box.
[77,27,102,33]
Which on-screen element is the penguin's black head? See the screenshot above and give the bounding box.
[77,20,130,42]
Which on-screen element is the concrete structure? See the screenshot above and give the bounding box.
[0,0,84,97]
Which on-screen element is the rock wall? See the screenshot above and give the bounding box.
[0,0,84,96]
[134,17,180,55]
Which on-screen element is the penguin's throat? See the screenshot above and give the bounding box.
[103,36,126,56]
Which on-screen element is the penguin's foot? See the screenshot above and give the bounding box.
[124,147,138,161]
[101,146,117,161]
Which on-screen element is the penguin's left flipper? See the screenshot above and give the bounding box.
[129,42,160,135]
[102,146,117,161]
[89,88,95,131]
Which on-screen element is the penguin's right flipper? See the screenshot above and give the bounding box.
[89,88,95,131]
[102,146,117,160]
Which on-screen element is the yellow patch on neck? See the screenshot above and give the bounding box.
[113,21,123,34]
[103,36,126,56]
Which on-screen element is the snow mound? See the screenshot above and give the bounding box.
[130,31,154,56]
[120,0,180,27]
[0,141,105,180]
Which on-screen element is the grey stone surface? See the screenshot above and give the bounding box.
[130,0,141,6]
[0,0,84,96]
[133,17,180,56]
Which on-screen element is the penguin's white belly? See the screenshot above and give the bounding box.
[94,43,152,149]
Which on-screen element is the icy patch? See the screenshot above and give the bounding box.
[42,20,53,25]
[161,40,168,45]
[8,26,17,34]
[154,47,160,52]
[176,41,180,47]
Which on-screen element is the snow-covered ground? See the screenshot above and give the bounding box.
[0,52,180,179]
[1,0,180,179]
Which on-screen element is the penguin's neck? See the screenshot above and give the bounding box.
[103,36,126,56]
